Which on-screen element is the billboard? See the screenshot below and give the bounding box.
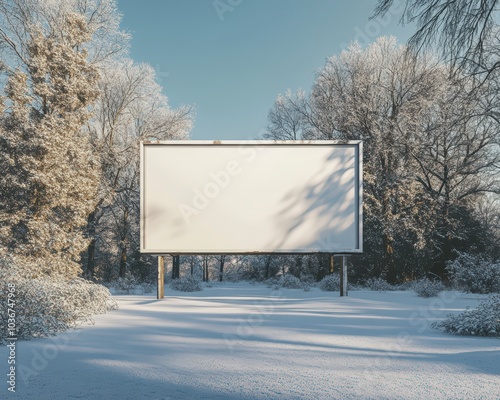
[140,140,362,254]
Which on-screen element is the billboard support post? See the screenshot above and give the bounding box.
[157,256,165,299]
[340,255,348,297]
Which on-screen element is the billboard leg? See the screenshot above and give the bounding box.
[340,256,348,297]
[157,256,165,299]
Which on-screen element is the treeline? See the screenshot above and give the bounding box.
[263,37,500,283]
[134,254,342,285]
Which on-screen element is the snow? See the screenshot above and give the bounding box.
[2,283,499,400]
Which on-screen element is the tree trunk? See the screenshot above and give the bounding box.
[384,233,397,284]
[203,257,209,282]
[172,255,180,279]
[264,255,271,279]
[436,189,452,280]
[296,255,303,277]
[86,211,97,279]
[315,254,329,281]
[433,161,451,279]
[118,207,129,278]
[219,255,225,282]
[119,244,127,277]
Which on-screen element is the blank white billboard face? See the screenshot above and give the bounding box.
[141,141,362,254]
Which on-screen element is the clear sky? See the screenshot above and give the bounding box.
[116,0,414,140]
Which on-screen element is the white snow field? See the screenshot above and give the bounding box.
[2,283,499,400]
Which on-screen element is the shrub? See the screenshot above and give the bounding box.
[319,274,340,291]
[300,275,315,285]
[446,253,500,294]
[170,275,203,292]
[0,269,117,343]
[279,274,303,289]
[141,282,155,294]
[432,294,500,337]
[113,272,139,294]
[264,277,280,288]
[363,277,400,291]
[412,278,445,298]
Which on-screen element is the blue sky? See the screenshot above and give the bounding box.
[117,0,414,140]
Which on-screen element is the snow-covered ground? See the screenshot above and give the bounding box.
[2,283,499,400]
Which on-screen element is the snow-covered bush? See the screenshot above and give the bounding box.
[300,275,314,291]
[264,277,281,291]
[141,282,155,294]
[279,274,303,289]
[0,269,117,343]
[446,253,500,294]
[170,275,203,292]
[265,277,279,287]
[113,273,139,294]
[432,294,500,337]
[363,277,400,291]
[265,275,309,290]
[300,275,315,285]
[319,274,340,291]
[412,278,445,298]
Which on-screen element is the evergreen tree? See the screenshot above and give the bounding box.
[0,13,100,278]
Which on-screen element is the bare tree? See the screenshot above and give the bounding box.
[265,90,308,140]
[373,0,500,77]
[218,255,226,282]
[202,256,210,282]
[84,59,192,279]
[413,73,500,274]
[475,194,500,256]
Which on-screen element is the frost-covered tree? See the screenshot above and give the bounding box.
[267,36,500,281]
[414,74,500,275]
[0,0,129,70]
[265,90,308,140]
[476,195,500,258]
[0,12,100,277]
[308,37,441,281]
[374,0,500,77]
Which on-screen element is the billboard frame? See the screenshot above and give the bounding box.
[140,140,363,255]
